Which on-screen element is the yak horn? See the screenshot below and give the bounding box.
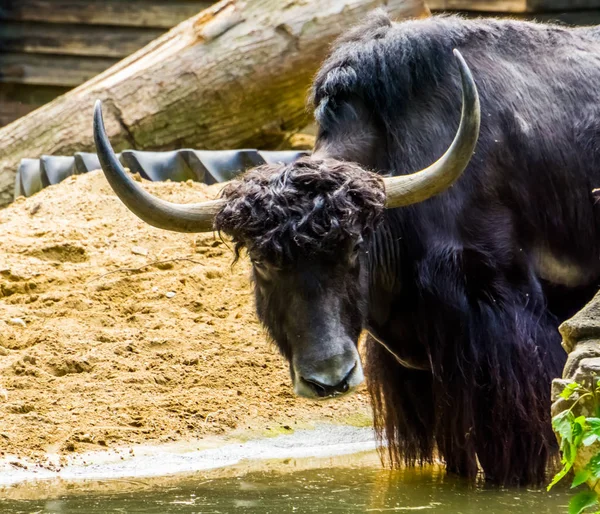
[383,49,481,208]
[93,100,225,233]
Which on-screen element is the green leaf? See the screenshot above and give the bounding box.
[569,490,598,514]
[582,433,600,447]
[564,443,577,467]
[563,382,584,400]
[572,469,592,488]
[587,454,600,480]
[574,417,587,435]
[554,410,575,443]
[574,417,589,448]
[548,465,572,491]
[587,418,600,433]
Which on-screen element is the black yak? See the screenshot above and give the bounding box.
[92,12,600,485]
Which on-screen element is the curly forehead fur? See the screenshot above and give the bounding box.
[214,158,385,264]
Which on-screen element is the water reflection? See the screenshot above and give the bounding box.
[1,453,570,513]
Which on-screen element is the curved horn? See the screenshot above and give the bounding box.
[383,49,481,208]
[93,100,225,233]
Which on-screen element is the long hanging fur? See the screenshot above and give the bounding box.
[366,236,565,484]
[217,12,600,486]
[311,12,600,485]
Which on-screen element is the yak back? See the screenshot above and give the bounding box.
[312,11,600,282]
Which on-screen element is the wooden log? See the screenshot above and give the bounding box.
[0,0,214,29]
[0,53,118,87]
[0,0,428,207]
[0,22,164,58]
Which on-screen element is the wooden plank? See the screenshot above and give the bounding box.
[0,0,214,29]
[528,0,600,11]
[0,100,37,127]
[0,83,69,105]
[0,22,164,58]
[0,53,117,86]
[428,0,600,11]
[450,9,600,25]
[0,84,69,127]
[532,10,600,24]
[427,0,526,12]
[524,9,600,23]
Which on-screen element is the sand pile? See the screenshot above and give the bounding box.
[0,171,370,467]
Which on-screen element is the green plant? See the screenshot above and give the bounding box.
[548,377,600,514]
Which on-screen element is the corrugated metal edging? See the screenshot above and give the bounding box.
[14,149,308,199]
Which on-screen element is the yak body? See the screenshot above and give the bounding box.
[94,11,600,487]
[309,14,600,484]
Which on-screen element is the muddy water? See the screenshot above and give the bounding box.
[1,453,570,513]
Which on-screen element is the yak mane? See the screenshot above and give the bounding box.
[214,158,386,264]
[311,10,582,173]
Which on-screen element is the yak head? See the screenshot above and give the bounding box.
[92,50,479,400]
[214,159,385,398]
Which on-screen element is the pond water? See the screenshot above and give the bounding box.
[1,452,571,514]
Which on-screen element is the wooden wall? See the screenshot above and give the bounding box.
[428,0,600,12]
[428,0,600,24]
[0,0,212,127]
[2,0,600,128]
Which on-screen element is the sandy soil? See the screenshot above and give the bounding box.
[0,170,370,469]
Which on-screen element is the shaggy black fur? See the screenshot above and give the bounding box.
[310,11,600,486]
[215,158,385,265]
[218,12,600,486]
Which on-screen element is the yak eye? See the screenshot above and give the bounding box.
[349,237,364,266]
[352,237,364,255]
[251,258,273,272]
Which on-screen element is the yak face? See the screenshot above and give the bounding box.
[251,240,367,399]
[215,158,385,399]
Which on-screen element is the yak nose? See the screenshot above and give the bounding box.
[294,350,364,399]
[302,370,352,398]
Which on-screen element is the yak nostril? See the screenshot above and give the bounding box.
[301,365,355,397]
[303,378,329,397]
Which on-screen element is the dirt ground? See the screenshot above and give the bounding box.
[0,170,371,467]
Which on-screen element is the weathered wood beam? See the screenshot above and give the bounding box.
[0,84,69,126]
[0,53,118,86]
[427,0,526,12]
[456,9,600,25]
[0,22,164,58]
[0,0,428,207]
[528,0,600,10]
[428,0,600,12]
[0,0,214,29]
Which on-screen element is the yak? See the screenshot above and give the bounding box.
[91,12,600,486]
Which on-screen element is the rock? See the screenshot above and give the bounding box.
[166,291,176,298]
[131,246,148,256]
[8,318,26,327]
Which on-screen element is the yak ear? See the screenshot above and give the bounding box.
[461,247,497,298]
[313,98,384,169]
